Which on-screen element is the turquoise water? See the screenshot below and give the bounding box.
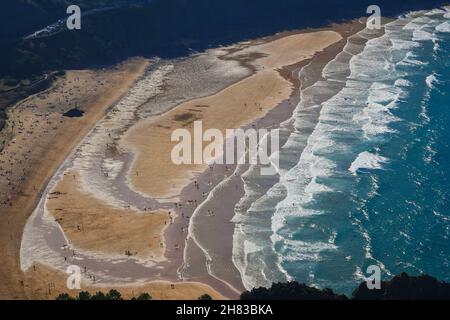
[233,8,450,294]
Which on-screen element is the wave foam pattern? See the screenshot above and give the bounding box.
[232,8,450,293]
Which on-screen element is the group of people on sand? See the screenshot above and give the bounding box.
[0,140,29,207]
[0,72,121,207]
[168,166,229,251]
[0,75,93,208]
[0,111,63,207]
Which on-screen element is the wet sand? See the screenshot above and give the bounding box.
[179,21,369,292]
[125,31,342,200]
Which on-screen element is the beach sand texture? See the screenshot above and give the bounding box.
[0,58,149,299]
[46,171,168,262]
[125,31,342,200]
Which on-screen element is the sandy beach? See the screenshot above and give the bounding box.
[46,171,167,261]
[125,31,342,200]
[1,19,369,300]
[0,58,150,298]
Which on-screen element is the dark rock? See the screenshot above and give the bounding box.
[63,108,84,118]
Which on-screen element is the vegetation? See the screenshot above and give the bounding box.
[241,273,450,300]
[132,293,152,300]
[241,282,347,300]
[55,274,450,300]
[56,290,218,301]
[56,289,151,300]
[2,0,446,81]
[351,273,450,300]
[1,0,138,41]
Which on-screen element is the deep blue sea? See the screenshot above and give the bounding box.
[232,7,450,295]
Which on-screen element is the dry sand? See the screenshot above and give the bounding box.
[46,171,167,261]
[0,58,150,299]
[125,31,342,200]
[124,69,292,199]
[23,263,225,300]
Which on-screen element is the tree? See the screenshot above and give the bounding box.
[132,293,152,300]
[241,282,347,300]
[55,289,149,300]
[77,291,92,300]
[352,273,450,300]
[91,291,107,300]
[105,289,123,300]
[56,293,74,300]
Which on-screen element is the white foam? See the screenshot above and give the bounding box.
[282,240,337,262]
[244,240,264,255]
[425,8,447,16]
[403,21,423,31]
[349,151,389,174]
[395,78,412,87]
[353,266,366,281]
[232,8,435,290]
[412,28,435,41]
[368,82,403,104]
[101,158,124,180]
[73,64,174,208]
[426,73,439,89]
[400,51,428,66]
[391,39,421,50]
[436,21,450,33]
[304,177,332,201]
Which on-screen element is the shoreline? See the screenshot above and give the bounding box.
[180,20,368,293]
[7,19,366,300]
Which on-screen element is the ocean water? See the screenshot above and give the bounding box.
[232,7,450,294]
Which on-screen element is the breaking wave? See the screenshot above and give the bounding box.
[232,7,450,294]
